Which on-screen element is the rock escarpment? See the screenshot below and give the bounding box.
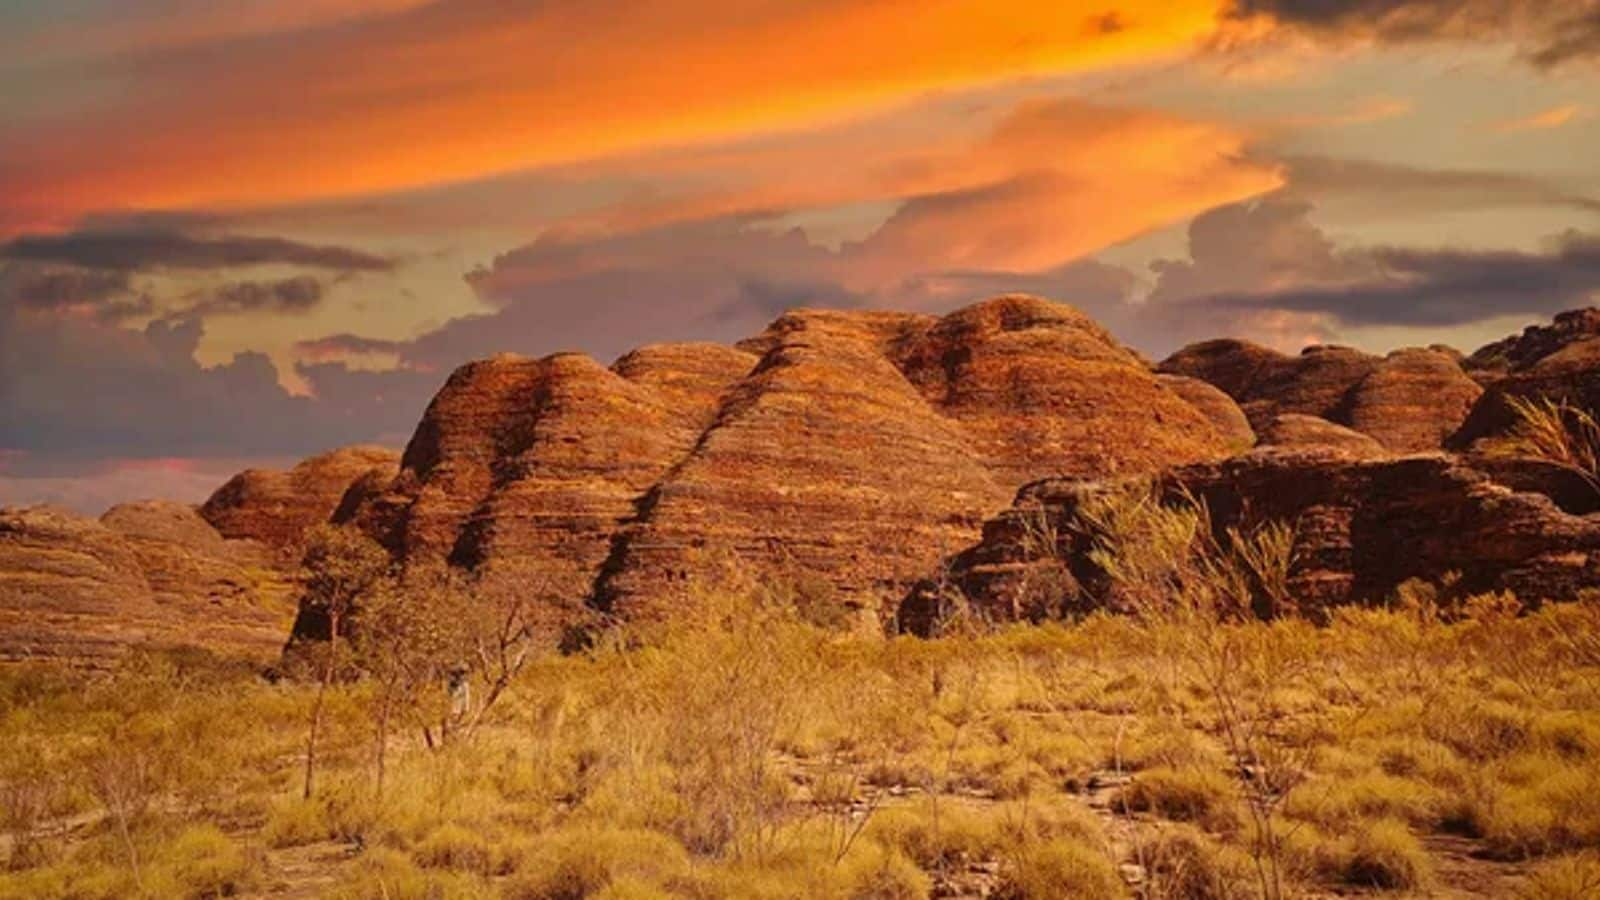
[340,295,1238,628]
[0,503,293,664]
[1158,340,1482,454]
[905,449,1600,633]
[200,446,400,556]
[1453,309,1600,448]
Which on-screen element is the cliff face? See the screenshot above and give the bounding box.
[907,449,1600,634]
[337,295,1237,629]
[0,503,293,665]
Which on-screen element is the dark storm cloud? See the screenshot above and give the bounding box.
[1282,156,1600,216]
[1200,231,1600,327]
[0,262,152,322]
[0,228,393,272]
[192,276,325,316]
[0,303,432,462]
[1228,0,1600,68]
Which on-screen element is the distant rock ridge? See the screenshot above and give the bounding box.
[0,503,293,664]
[1157,340,1482,454]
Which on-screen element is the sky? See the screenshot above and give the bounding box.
[2,0,1598,511]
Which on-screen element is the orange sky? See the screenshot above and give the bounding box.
[1,0,1224,226]
[4,0,1599,509]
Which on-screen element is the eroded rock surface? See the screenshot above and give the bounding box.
[0,504,293,664]
[201,446,400,556]
[344,295,1236,627]
[905,450,1600,633]
[1159,340,1481,454]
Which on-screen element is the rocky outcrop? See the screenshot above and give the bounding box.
[1158,375,1255,452]
[594,311,1008,621]
[905,449,1600,633]
[1159,340,1481,454]
[1340,348,1482,453]
[1466,308,1600,380]
[1256,414,1387,459]
[342,295,1237,628]
[1453,309,1600,448]
[0,504,293,665]
[200,446,400,556]
[1158,341,1379,430]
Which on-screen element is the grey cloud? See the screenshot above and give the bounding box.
[1228,0,1600,69]
[1,227,393,272]
[1282,155,1600,216]
[1202,231,1600,327]
[192,275,325,316]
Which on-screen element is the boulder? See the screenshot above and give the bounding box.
[1157,374,1255,452]
[1340,348,1482,453]
[1453,309,1600,448]
[1257,414,1387,459]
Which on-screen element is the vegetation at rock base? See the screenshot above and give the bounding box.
[3,503,1600,897]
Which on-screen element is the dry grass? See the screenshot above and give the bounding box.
[1,559,1598,898]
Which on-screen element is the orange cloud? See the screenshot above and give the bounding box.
[1,0,1226,228]
[1490,104,1587,133]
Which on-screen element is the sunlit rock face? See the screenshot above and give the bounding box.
[333,295,1235,628]
[0,502,292,665]
[907,449,1600,635]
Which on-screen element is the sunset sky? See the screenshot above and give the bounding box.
[2,0,1598,510]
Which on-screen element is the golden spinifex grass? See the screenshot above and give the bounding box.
[2,576,1599,898]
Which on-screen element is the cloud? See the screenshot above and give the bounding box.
[295,332,410,361]
[1280,155,1600,216]
[0,228,392,272]
[1201,230,1600,327]
[0,263,147,322]
[0,301,430,463]
[0,0,1223,225]
[1225,0,1600,69]
[1490,103,1588,133]
[191,276,326,316]
[1131,194,1599,338]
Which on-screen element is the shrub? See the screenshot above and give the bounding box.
[1518,851,1600,899]
[995,839,1124,900]
[262,795,332,848]
[506,825,690,900]
[1339,818,1431,890]
[329,847,492,900]
[164,825,256,898]
[837,842,932,899]
[1118,766,1243,833]
[1140,825,1255,900]
[866,803,1001,869]
[413,823,497,876]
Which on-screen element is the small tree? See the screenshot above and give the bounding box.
[356,566,471,795]
[297,524,392,799]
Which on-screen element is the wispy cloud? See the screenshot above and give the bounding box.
[1489,103,1588,133]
